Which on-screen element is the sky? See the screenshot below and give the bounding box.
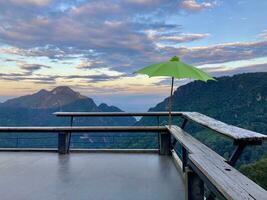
[0,0,267,111]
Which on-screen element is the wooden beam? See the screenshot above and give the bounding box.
[181,112,267,141]
[0,126,167,133]
[54,111,183,117]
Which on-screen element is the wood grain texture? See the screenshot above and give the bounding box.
[168,126,267,200]
[181,112,267,141]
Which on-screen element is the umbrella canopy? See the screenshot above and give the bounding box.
[136,56,215,81]
[135,56,215,127]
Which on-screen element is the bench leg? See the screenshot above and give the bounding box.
[182,146,188,172]
[185,167,204,200]
[228,144,245,166]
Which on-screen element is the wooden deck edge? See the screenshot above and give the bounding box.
[0,148,159,153]
[171,149,185,180]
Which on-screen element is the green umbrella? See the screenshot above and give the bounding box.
[135,56,215,127]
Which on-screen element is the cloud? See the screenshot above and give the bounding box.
[76,59,104,69]
[20,63,51,73]
[159,33,210,43]
[259,30,267,40]
[204,63,267,77]
[179,0,218,11]
[162,40,267,65]
[8,0,51,6]
[0,0,266,90]
[61,74,125,83]
[0,72,57,84]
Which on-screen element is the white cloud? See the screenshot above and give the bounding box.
[159,33,210,43]
[180,0,218,11]
[9,0,51,6]
[259,30,267,40]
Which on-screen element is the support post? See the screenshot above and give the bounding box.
[182,146,188,172]
[228,140,262,166]
[58,132,69,154]
[67,116,74,153]
[159,132,171,155]
[228,144,246,166]
[185,167,204,200]
[157,116,160,150]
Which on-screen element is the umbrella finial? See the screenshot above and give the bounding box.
[170,56,180,62]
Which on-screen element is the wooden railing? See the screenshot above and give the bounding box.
[0,111,266,200]
[0,126,166,154]
[55,111,267,166]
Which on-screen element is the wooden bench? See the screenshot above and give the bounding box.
[168,126,267,200]
[180,112,267,141]
[179,112,267,166]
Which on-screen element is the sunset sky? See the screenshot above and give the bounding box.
[0,0,267,111]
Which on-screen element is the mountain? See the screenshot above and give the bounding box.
[0,86,136,126]
[137,72,267,165]
[1,86,88,109]
[137,72,267,133]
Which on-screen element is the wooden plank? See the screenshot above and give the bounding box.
[189,154,267,200]
[0,126,167,133]
[168,126,208,155]
[181,112,267,141]
[54,111,183,117]
[168,126,267,200]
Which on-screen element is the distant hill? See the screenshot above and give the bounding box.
[1,86,88,109]
[0,86,136,126]
[137,72,267,134]
[137,72,267,165]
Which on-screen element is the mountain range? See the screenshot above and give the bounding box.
[0,86,136,126]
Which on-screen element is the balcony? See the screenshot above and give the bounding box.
[0,152,184,200]
[0,112,266,200]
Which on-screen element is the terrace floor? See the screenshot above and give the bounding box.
[0,152,184,200]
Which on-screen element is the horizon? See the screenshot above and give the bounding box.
[0,71,265,112]
[0,0,267,111]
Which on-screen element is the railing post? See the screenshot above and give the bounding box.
[159,131,171,155]
[58,132,69,154]
[185,167,204,200]
[182,146,188,172]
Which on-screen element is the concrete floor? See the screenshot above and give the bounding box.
[0,152,184,200]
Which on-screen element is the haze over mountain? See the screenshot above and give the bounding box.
[0,86,136,126]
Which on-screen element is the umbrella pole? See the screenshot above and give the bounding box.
[168,77,174,128]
